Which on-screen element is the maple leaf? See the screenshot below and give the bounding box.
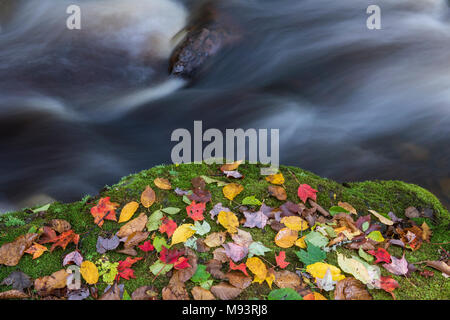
[160,246,182,265]
[243,210,268,229]
[186,201,206,221]
[24,243,48,259]
[229,259,249,276]
[90,197,119,227]
[138,240,155,252]
[40,230,80,252]
[174,257,191,270]
[159,218,177,238]
[374,276,399,299]
[383,254,408,276]
[297,184,318,203]
[368,248,391,264]
[275,251,290,269]
[116,257,143,281]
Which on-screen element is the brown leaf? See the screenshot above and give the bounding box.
[0,290,30,300]
[268,185,287,201]
[116,248,138,256]
[172,248,198,283]
[154,178,172,190]
[131,286,158,300]
[48,219,72,233]
[274,270,301,289]
[207,259,226,280]
[196,238,210,253]
[425,260,450,276]
[162,279,189,300]
[212,248,228,263]
[338,202,357,215]
[191,286,216,300]
[334,277,372,300]
[231,229,253,247]
[405,206,420,218]
[226,271,252,289]
[123,231,150,249]
[191,177,206,190]
[220,160,242,172]
[34,269,69,297]
[421,222,432,242]
[211,282,242,300]
[141,185,156,208]
[0,233,39,266]
[116,212,148,238]
[99,282,122,300]
[205,232,227,248]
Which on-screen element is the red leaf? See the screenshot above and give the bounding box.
[90,197,119,227]
[297,184,318,203]
[174,257,191,270]
[229,259,248,276]
[275,251,290,269]
[186,201,206,221]
[159,246,182,265]
[159,218,177,238]
[40,229,80,252]
[138,240,155,252]
[116,257,143,281]
[374,276,399,299]
[368,248,391,264]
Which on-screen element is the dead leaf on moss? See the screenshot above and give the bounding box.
[0,233,39,266]
[205,232,227,248]
[123,231,150,249]
[207,259,226,280]
[131,286,158,300]
[141,185,156,208]
[191,286,216,300]
[212,248,228,263]
[49,219,72,233]
[154,178,172,190]
[226,271,252,289]
[268,185,287,201]
[116,213,148,238]
[162,279,189,300]
[274,270,301,289]
[334,277,372,300]
[211,282,242,300]
[99,282,122,300]
[0,290,29,300]
[34,269,69,297]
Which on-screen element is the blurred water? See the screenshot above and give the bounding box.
[0,0,449,211]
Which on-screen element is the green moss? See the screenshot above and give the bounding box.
[0,163,448,300]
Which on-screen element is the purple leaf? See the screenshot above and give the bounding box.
[63,250,83,266]
[222,243,248,262]
[243,210,268,229]
[96,235,120,254]
[383,254,409,276]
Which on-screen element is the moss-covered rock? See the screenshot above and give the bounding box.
[0,163,448,300]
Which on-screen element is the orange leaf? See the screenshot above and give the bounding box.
[154,178,172,190]
[24,243,48,259]
[141,186,156,208]
[90,197,119,227]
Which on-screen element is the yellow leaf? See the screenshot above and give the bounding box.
[80,261,99,285]
[338,202,357,215]
[220,160,243,172]
[217,211,239,234]
[337,253,371,284]
[154,178,172,190]
[118,201,139,223]
[222,183,244,201]
[294,236,307,249]
[246,257,267,284]
[280,216,309,231]
[265,173,285,185]
[274,228,298,248]
[171,224,195,245]
[368,209,393,226]
[306,262,345,281]
[141,185,156,208]
[265,268,275,289]
[313,292,327,300]
[421,222,432,242]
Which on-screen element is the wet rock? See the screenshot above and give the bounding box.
[169,1,242,78]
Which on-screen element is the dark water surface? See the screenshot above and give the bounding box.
[0,0,449,211]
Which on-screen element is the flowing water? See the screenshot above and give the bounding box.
[0,0,449,211]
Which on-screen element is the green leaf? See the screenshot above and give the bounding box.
[184,237,198,250]
[153,236,170,252]
[304,231,329,248]
[161,207,181,215]
[183,195,191,205]
[362,221,369,232]
[329,206,349,216]
[295,242,326,265]
[149,260,173,276]
[367,231,385,242]
[31,203,51,213]
[199,279,214,290]
[191,221,211,236]
[248,241,271,257]
[242,196,262,206]
[191,264,211,283]
[122,290,131,300]
[358,247,374,263]
[146,210,164,231]
[200,175,228,186]
[268,288,303,300]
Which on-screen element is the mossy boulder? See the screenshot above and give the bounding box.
[0,163,448,300]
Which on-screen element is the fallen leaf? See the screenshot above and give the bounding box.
[337,253,374,284]
[274,228,298,248]
[116,212,148,238]
[268,288,302,300]
[0,233,39,266]
[368,248,391,264]
[281,216,309,231]
[421,222,432,242]
[306,262,345,282]
[248,241,271,257]
[24,242,48,259]
[1,271,32,291]
[220,160,242,172]
[224,171,243,179]
[243,210,268,229]
[138,240,155,252]
[68,287,90,300]
[268,185,287,200]
[0,290,29,300]
[367,230,385,242]
[131,286,158,300]
[122,231,149,249]
[296,243,326,266]
[141,185,156,208]
[383,254,409,276]
[231,229,253,247]
[213,248,228,263]
[80,261,99,285]
[171,224,196,245]
[211,282,242,300]
[425,260,450,276]
[154,177,172,190]
[223,183,244,201]
[368,210,394,226]
[96,235,120,254]
[117,257,143,281]
[218,211,239,234]
[226,271,252,289]
[99,282,122,300]
[162,278,189,300]
[265,173,285,185]
[34,269,69,296]
[274,270,301,289]
[90,197,119,227]
[334,277,372,300]
[297,184,318,203]
[186,201,206,221]
[204,232,227,248]
[222,243,248,262]
[405,206,420,218]
[229,260,249,276]
[191,286,216,300]
[48,219,71,233]
[246,257,267,284]
[338,202,357,215]
[118,201,139,223]
[303,292,327,300]
[63,250,84,266]
[159,218,177,238]
[373,276,399,299]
